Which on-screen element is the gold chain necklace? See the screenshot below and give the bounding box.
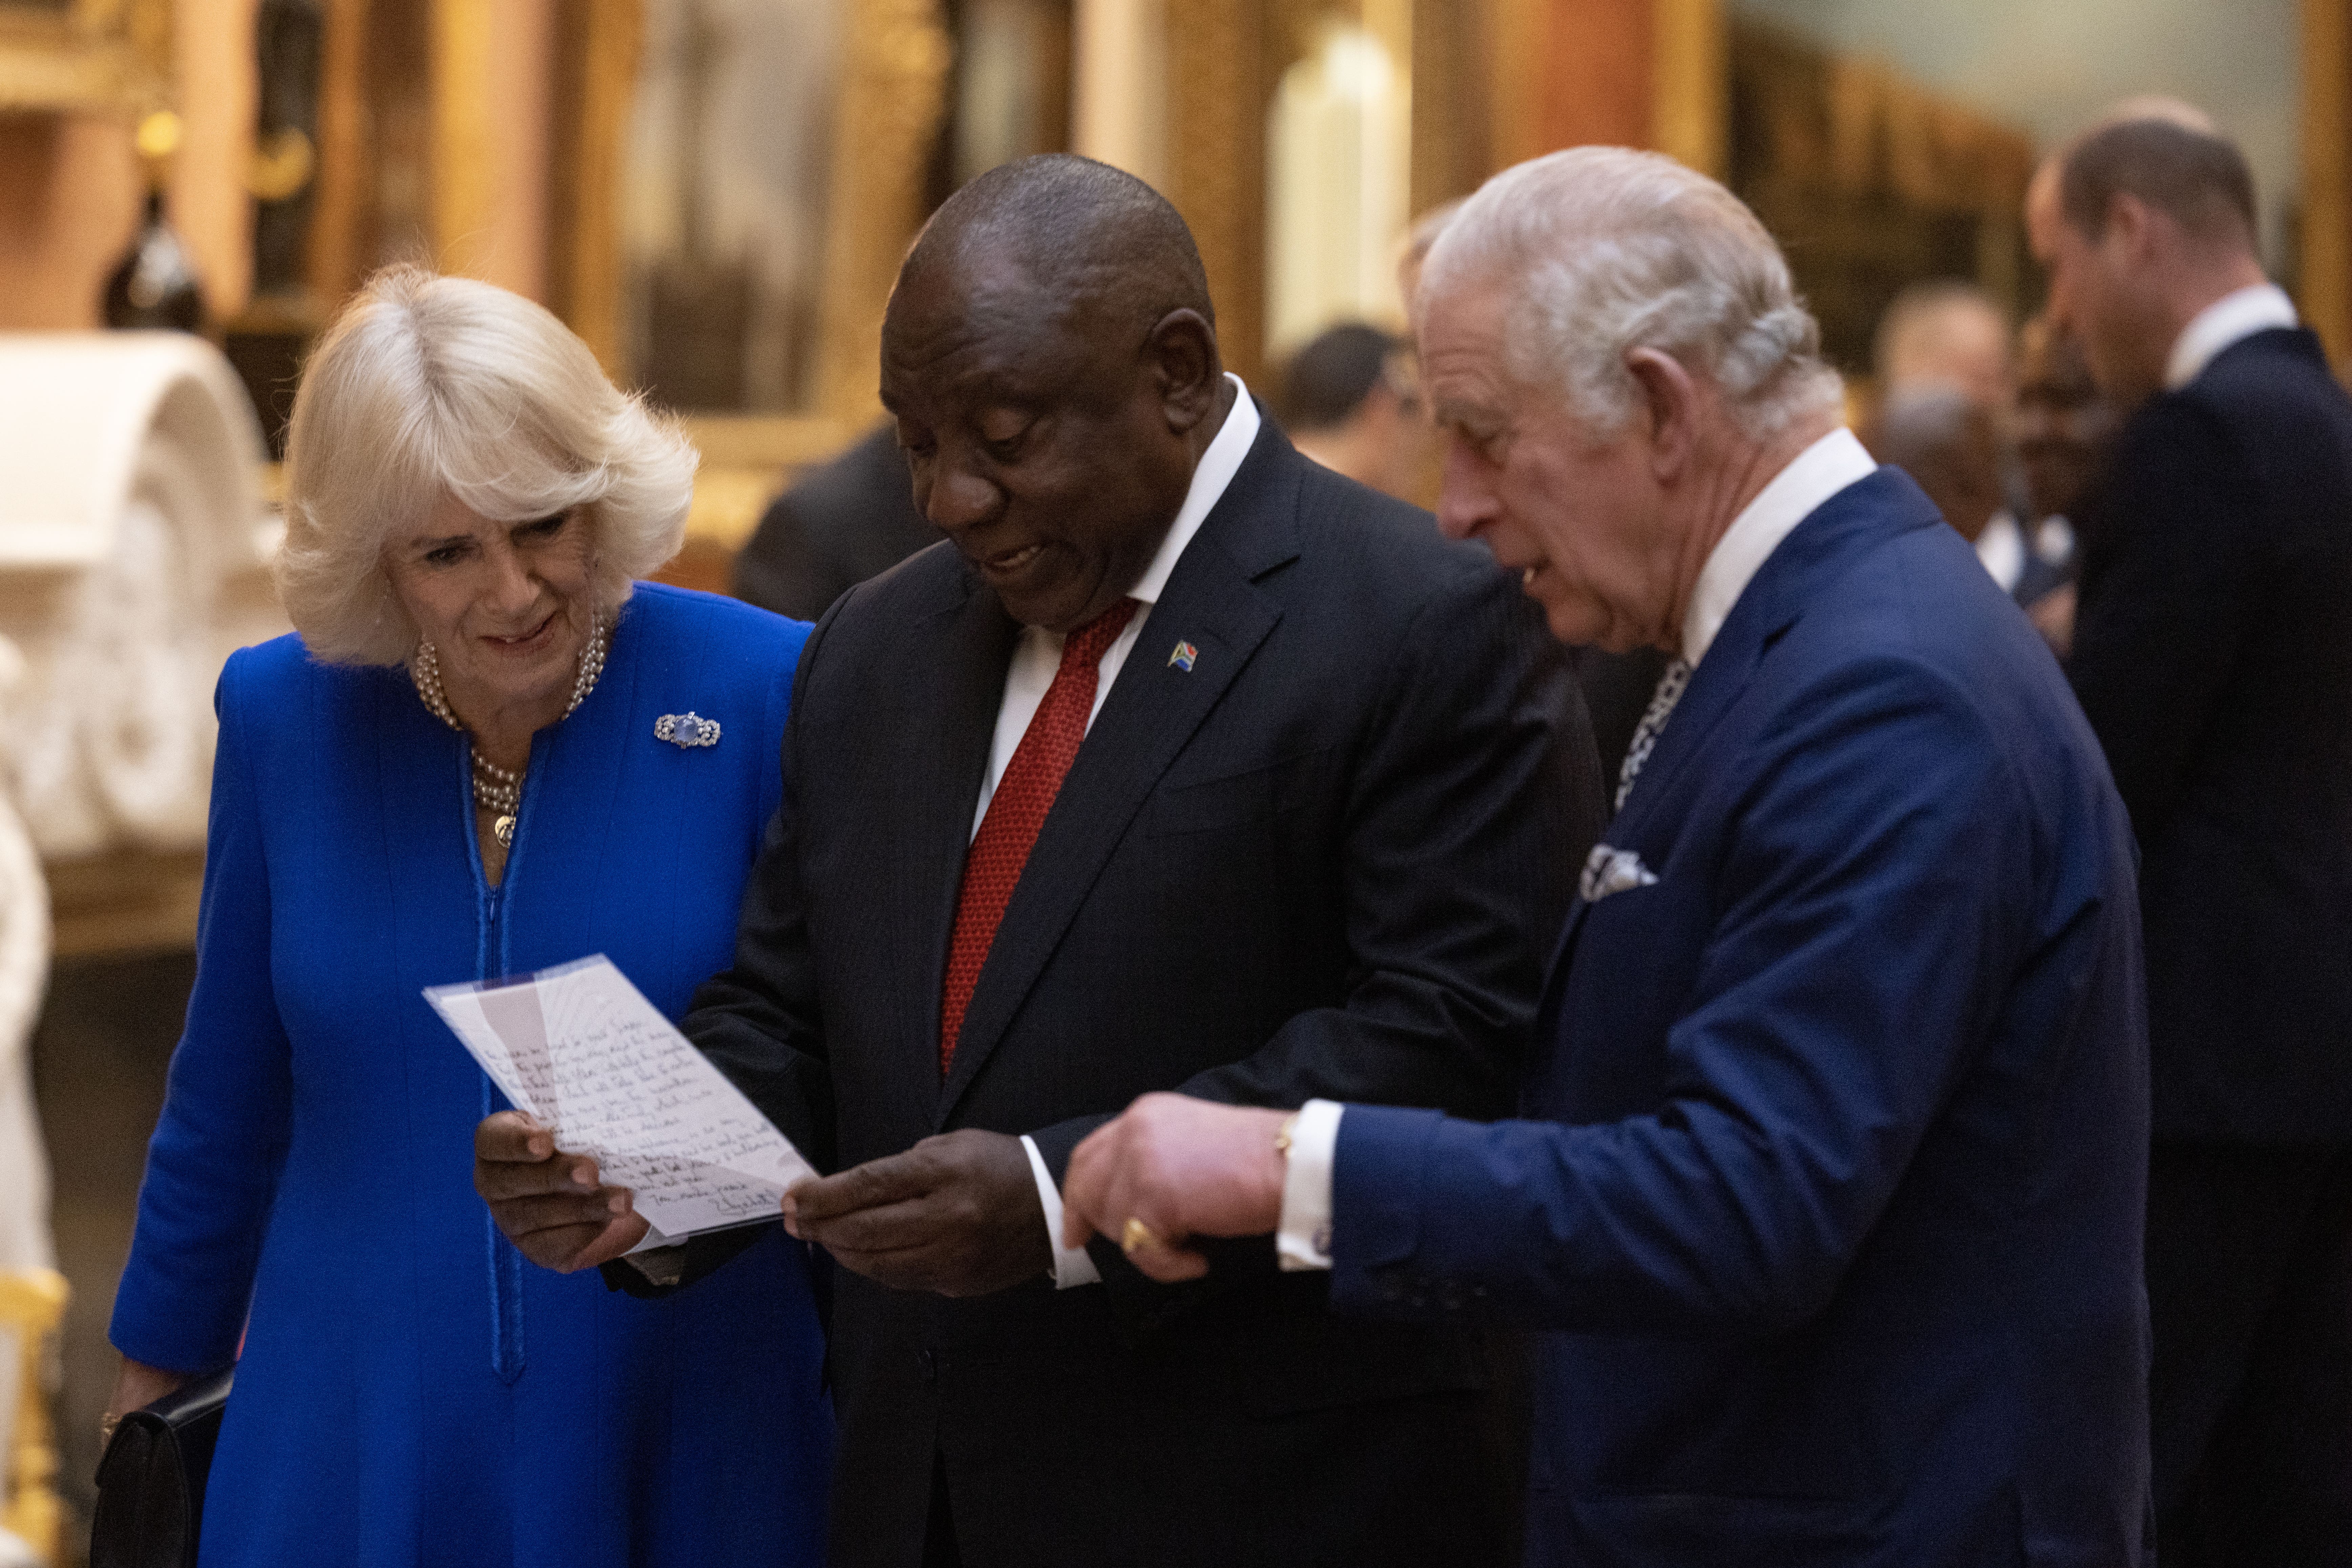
[410,610,608,847]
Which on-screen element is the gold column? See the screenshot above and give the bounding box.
[1071,0,1170,190]
[2303,0,2352,368]
[1164,0,1266,384]
[171,0,258,318]
[429,0,552,296]
[546,0,644,375]
[811,0,954,422]
[429,0,499,275]
[1484,0,1544,171]
[307,0,373,305]
[1651,0,1724,176]
[1409,0,1488,214]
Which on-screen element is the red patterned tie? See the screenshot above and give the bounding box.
[940,597,1140,1073]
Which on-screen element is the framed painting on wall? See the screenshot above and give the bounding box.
[0,0,170,113]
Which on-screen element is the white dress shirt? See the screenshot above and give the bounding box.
[2165,282,2298,391]
[1274,426,1880,1271]
[1975,511,2027,595]
[1009,376,1261,1289]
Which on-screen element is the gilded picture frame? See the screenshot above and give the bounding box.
[0,0,171,114]
[544,0,951,555]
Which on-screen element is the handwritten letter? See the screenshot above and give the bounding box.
[427,955,815,1245]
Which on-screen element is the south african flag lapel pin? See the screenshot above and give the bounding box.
[1168,640,1199,672]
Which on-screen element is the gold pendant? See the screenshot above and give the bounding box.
[494,814,516,847]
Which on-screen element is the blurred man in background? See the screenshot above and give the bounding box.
[2051,113,2352,1566]
[731,423,938,621]
[2010,314,2122,655]
[1862,384,2067,613]
[1873,278,2013,409]
[2015,315,2121,545]
[1275,321,1433,502]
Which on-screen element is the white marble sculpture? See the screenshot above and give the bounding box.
[0,335,283,1560]
[0,632,51,1283]
[0,332,285,862]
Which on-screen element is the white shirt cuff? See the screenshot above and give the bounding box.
[1022,1133,1101,1288]
[1276,1099,1344,1271]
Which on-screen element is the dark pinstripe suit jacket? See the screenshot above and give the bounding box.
[680,416,1603,1567]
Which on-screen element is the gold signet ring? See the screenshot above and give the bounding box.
[1120,1217,1161,1256]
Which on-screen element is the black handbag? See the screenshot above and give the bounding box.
[89,1367,234,1568]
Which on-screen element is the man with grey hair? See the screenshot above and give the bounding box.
[1873,278,2013,410]
[1058,146,2152,1565]
[1862,383,2067,610]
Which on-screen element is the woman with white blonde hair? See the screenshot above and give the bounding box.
[100,266,832,1566]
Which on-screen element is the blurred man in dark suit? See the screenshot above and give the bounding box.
[1275,321,1433,502]
[2014,314,2121,550]
[1873,278,2013,410]
[2050,114,2352,1566]
[2009,315,2121,656]
[732,424,939,621]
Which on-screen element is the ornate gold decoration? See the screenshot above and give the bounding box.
[131,105,177,159]
[247,125,317,203]
[1482,0,1543,172]
[1652,0,1725,177]
[812,0,955,423]
[1408,0,1486,216]
[546,0,643,377]
[0,1269,68,1568]
[428,0,498,278]
[0,0,170,114]
[304,0,372,304]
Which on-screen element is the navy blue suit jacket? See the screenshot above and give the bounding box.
[1329,469,2152,1565]
[2070,327,2352,1142]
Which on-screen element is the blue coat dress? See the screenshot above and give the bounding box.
[110,583,833,1568]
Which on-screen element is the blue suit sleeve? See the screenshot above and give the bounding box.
[109,652,294,1373]
[1329,655,2033,1336]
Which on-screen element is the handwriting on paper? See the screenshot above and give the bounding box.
[426,955,816,1243]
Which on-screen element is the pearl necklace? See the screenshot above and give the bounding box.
[411,609,609,847]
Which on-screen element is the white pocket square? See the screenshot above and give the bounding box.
[1580,843,1659,904]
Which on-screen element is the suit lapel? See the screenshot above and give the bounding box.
[1606,468,1940,846]
[936,425,1301,1124]
[903,576,1022,1078]
[1538,469,1947,1022]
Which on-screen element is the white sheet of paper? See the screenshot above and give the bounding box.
[425,954,815,1246]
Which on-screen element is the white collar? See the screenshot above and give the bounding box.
[1126,374,1260,607]
[2165,282,2297,390]
[1975,509,2025,593]
[1681,427,1877,667]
